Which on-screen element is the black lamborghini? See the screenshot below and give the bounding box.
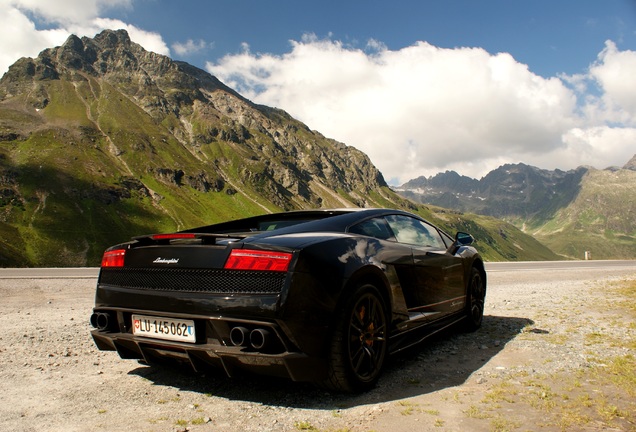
[90,208,486,392]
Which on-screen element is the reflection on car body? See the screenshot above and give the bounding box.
[90,208,486,392]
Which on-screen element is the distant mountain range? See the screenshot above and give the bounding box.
[0,30,561,266]
[396,159,636,259]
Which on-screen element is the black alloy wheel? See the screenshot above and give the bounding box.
[323,283,388,392]
[465,267,486,332]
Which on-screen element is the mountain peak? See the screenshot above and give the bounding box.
[92,28,133,47]
[0,29,403,266]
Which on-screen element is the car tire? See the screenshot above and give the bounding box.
[321,283,388,392]
[464,267,486,332]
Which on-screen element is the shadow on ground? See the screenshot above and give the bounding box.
[129,314,532,409]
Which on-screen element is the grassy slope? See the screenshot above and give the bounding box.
[532,169,636,260]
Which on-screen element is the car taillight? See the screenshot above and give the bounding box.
[101,249,126,268]
[224,249,292,272]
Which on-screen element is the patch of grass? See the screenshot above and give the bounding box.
[441,390,462,403]
[147,416,166,425]
[397,400,417,416]
[596,399,625,423]
[482,381,517,405]
[490,415,522,432]
[545,333,568,345]
[591,353,636,397]
[553,409,592,431]
[294,420,317,430]
[584,331,604,346]
[157,395,181,405]
[191,417,206,425]
[575,394,594,408]
[523,383,557,411]
[463,405,491,420]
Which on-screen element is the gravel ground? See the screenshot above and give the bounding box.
[1,264,635,432]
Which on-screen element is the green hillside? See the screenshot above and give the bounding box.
[532,168,636,260]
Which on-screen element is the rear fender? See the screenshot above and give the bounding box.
[342,265,408,325]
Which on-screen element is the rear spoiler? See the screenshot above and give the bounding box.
[132,232,250,245]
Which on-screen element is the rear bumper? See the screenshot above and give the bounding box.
[91,331,326,382]
[89,308,328,382]
[90,269,338,382]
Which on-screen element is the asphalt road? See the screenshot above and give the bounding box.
[0,260,635,279]
[484,259,636,272]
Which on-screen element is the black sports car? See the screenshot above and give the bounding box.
[90,208,486,392]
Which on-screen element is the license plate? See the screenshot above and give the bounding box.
[132,314,196,343]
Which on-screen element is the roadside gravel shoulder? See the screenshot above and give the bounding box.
[0,266,634,432]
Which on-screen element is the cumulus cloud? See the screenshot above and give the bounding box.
[0,4,69,73]
[207,36,636,183]
[0,0,169,75]
[10,0,132,25]
[172,39,211,57]
[587,41,636,125]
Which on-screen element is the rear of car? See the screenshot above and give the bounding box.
[90,228,330,382]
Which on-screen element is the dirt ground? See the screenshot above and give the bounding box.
[1,264,635,432]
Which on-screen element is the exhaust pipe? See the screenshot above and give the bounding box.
[229,326,250,347]
[90,312,112,331]
[249,328,270,350]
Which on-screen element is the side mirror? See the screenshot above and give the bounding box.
[455,232,474,246]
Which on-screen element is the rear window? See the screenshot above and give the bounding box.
[257,219,313,231]
[349,217,396,241]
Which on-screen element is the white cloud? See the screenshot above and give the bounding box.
[10,0,132,25]
[587,40,636,125]
[0,1,169,76]
[207,36,636,183]
[172,39,211,57]
[561,126,636,169]
[0,4,69,73]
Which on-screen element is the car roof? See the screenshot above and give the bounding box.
[185,208,416,236]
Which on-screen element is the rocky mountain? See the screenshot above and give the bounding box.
[397,159,636,259]
[0,30,559,266]
[398,163,588,225]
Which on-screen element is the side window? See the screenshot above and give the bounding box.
[349,217,395,241]
[385,215,446,249]
[440,230,454,248]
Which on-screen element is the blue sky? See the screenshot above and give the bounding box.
[2,0,636,184]
[113,0,636,78]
